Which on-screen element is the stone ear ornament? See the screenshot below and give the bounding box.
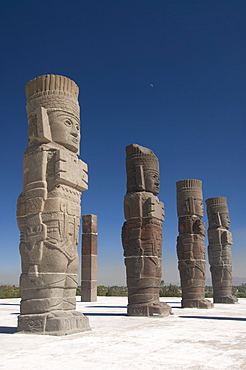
[187,197,195,214]
[212,211,222,227]
[36,107,52,143]
[136,165,145,190]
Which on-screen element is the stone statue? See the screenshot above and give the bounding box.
[17,74,91,335]
[122,144,171,316]
[176,179,213,308]
[206,197,237,303]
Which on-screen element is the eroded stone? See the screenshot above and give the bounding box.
[122,144,171,317]
[81,214,98,302]
[206,197,237,304]
[17,74,91,335]
[176,179,213,309]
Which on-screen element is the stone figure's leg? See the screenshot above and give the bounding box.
[20,247,68,315]
[126,256,171,316]
[180,260,213,308]
[212,265,236,303]
[20,272,66,314]
[63,256,79,310]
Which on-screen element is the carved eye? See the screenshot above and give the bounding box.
[75,124,80,131]
[64,120,72,127]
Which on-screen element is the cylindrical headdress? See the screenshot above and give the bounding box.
[126,144,159,193]
[26,74,79,117]
[25,74,80,145]
[176,179,203,217]
[206,197,229,227]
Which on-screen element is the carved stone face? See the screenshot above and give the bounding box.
[48,111,80,153]
[220,213,230,229]
[194,198,204,217]
[144,170,160,195]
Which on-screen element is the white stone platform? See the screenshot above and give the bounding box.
[0,297,245,369]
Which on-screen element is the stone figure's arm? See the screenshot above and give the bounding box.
[54,149,88,191]
[207,229,223,265]
[178,217,193,234]
[146,195,164,221]
[17,149,48,275]
[176,236,184,260]
[193,219,206,236]
[221,230,233,245]
[124,193,142,220]
[22,149,49,206]
[207,228,222,245]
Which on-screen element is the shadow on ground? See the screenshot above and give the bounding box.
[86,306,127,309]
[179,315,246,321]
[84,312,127,317]
[0,326,17,334]
[170,306,182,309]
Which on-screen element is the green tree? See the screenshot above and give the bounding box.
[76,286,81,296]
[106,286,128,296]
[160,283,181,297]
[0,285,21,299]
[97,285,109,296]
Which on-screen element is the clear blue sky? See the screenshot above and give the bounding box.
[0,0,245,286]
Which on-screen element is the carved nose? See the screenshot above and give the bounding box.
[71,125,79,137]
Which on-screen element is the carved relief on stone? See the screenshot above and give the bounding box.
[176,179,213,308]
[206,197,237,303]
[122,144,171,317]
[17,74,90,335]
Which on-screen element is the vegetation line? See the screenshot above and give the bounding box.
[1,283,245,299]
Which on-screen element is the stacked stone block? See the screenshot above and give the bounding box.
[122,144,171,317]
[176,179,213,309]
[17,74,90,335]
[81,214,98,302]
[206,197,237,304]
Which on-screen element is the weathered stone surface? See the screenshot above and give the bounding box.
[81,214,98,302]
[82,214,97,234]
[206,197,237,304]
[17,74,91,335]
[122,144,171,317]
[176,179,213,309]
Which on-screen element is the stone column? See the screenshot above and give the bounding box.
[122,144,171,317]
[17,74,91,335]
[176,179,213,309]
[206,197,237,303]
[81,214,97,302]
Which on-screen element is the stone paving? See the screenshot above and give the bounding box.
[0,296,245,369]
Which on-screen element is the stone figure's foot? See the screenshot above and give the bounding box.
[182,298,214,309]
[17,310,91,335]
[127,301,172,317]
[214,295,238,304]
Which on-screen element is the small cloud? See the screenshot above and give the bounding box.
[150,84,154,87]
